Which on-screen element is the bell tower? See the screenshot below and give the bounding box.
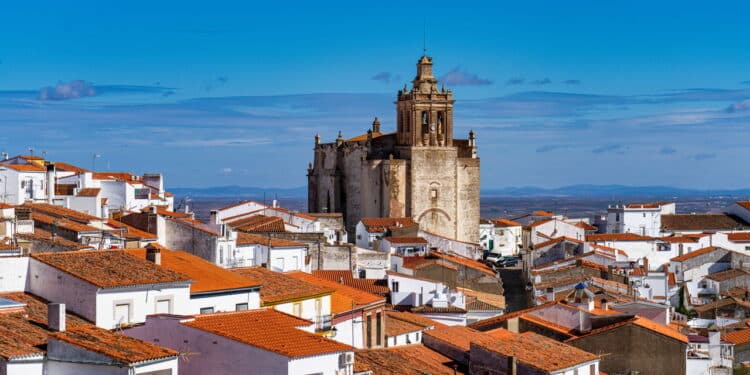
[396,56,455,147]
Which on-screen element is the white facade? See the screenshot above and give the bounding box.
[355,221,384,249]
[387,273,465,309]
[0,167,47,204]
[189,290,261,315]
[493,225,523,256]
[125,314,353,375]
[47,339,179,375]
[387,330,422,347]
[28,258,192,329]
[531,219,585,245]
[271,294,332,324]
[0,257,29,292]
[233,242,309,272]
[606,202,675,236]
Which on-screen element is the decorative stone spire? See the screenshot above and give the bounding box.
[336,130,344,146]
[314,133,320,146]
[413,55,438,93]
[372,117,381,133]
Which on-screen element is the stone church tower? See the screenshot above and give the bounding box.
[307,55,480,244]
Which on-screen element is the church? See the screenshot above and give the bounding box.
[307,55,480,244]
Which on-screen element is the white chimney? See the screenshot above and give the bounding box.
[46,162,56,204]
[708,329,721,367]
[48,303,65,332]
[272,199,278,208]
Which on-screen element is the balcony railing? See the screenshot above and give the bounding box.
[313,314,333,332]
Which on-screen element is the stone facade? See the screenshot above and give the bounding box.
[308,55,480,244]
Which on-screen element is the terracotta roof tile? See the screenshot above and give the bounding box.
[528,218,554,228]
[724,328,750,344]
[228,215,286,233]
[312,271,390,296]
[355,344,464,375]
[50,325,178,364]
[32,212,100,233]
[625,202,671,209]
[533,210,554,217]
[475,331,599,372]
[670,246,721,262]
[31,250,190,288]
[126,247,260,293]
[662,214,750,231]
[24,202,100,223]
[660,236,699,243]
[184,309,352,358]
[286,272,384,314]
[386,310,443,329]
[0,292,88,360]
[728,232,750,242]
[574,221,598,231]
[424,325,495,351]
[385,315,425,336]
[385,236,429,244]
[53,161,89,174]
[0,163,45,172]
[458,288,506,311]
[75,188,101,197]
[361,217,417,233]
[16,228,92,250]
[587,233,656,242]
[704,268,749,282]
[236,232,305,247]
[230,267,332,305]
[493,218,522,227]
[432,251,497,277]
[106,219,157,240]
[92,172,141,183]
[400,256,458,271]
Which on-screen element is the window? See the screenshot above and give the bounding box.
[376,312,382,346]
[293,303,302,317]
[366,314,373,348]
[358,269,366,278]
[615,213,620,221]
[745,246,750,251]
[430,188,438,200]
[114,303,130,326]
[391,281,399,292]
[235,303,248,311]
[200,307,214,314]
[155,299,171,314]
[416,332,420,341]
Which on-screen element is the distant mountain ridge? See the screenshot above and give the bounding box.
[170,184,750,198]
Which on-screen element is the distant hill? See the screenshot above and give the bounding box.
[170,184,750,199]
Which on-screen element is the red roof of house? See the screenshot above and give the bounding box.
[476,331,599,372]
[126,246,260,293]
[728,232,750,242]
[670,246,721,262]
[50,325,178,364]
[236,232,305,247]
[184,309,352,358]
[31,250,190,288]
[361,217,417,233]
[355,344,462,375]
[724,328,750,344]
[493,218,522,227]
[24,202,101,223]
[586,233,656,242]
[385,236,429,244]
[286,272,384,314]
[312,270,390,296]
[230,267,332,305]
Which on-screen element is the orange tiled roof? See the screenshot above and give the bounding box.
[728,232,750,242]
[385,236,429,244]
[400,256,458,272]
[312,270,390,296]
[231,267,332,305]
[361,217,417,233]
[228,215,286,233]
[386,310,443,329]
[184,309,352,358]
[670,246,721,262]
[574,221,598,231]
[705,268,749,282]
[0,163,45,172]
[663,214,750,231]
[31,250,190,288]
[493,218,522,227]
[457,287,506,310]
[528,218,554,228]
[590,243,628,258]
[355,344,463,375]
[126,247,260,293]
[737,201,750,211]
[0,292,88,360]
[53,161,89,174]
[385,315,425,336]
[92,172,141,183]
[75,188,101,197]
[632,317,688,343]
[24,202,100,223]
[432,251,496,277]
[476,331,599,372]
[16,228,92,250]
[423,325,495,351]
[106,219,158,240]
[625,202,670,209]
[286,271,384,314]
[586,233,656,242]
[724,328,750,344]
[533,210,554,217]
[660,235,699,243]
[346,131,385,143]
[50,325,178,364]
[31,212,100,233]
[236,232,305,248]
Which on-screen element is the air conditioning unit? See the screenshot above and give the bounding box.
[339,352,354,367]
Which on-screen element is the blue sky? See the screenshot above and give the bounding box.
[1,1,749,189]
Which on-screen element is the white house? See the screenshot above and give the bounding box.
[491,218,523,256]
[530,218,585,245]
[387,271,466,326]
[0,162,48,205]
[230,267,334,331]
[606,201,675,236]
[586,233,670,270]
[356,217,417,249]
[125,244,262,315]
[124,309,354,375]
[28,250,192,329]
[235,232,309,272]
[379,236,429,256]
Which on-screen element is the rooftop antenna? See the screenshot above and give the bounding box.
[422,19,427,56]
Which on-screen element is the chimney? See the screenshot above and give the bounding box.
[45,162,56,204]
[146,244,162,265]
[642,257,649,272]
[48,303,65,332]
[272,199,278,208]
[506,356,517,375]
[546,287,555,302]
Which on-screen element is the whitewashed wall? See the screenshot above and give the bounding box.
[0,257,28,292]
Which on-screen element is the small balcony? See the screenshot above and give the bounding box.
[313,314,333,332]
